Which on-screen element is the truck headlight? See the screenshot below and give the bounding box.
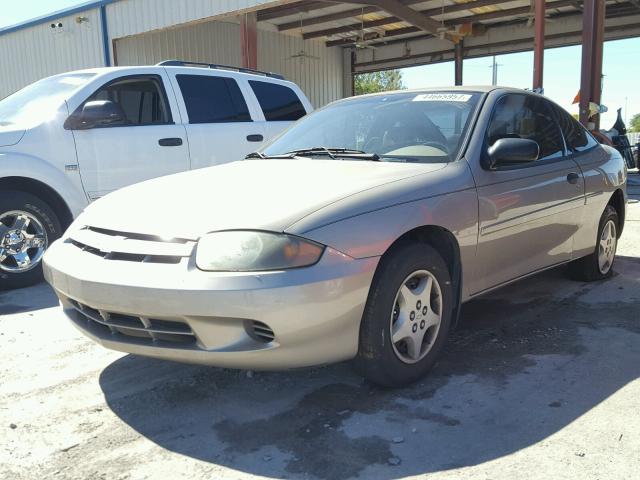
[195,231,324,272]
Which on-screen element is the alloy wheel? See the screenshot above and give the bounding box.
[0,210,48,273]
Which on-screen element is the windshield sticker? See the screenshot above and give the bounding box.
[412,93,472,102]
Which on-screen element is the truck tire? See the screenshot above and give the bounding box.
[0,191,62,290]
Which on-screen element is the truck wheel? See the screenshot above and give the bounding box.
[568,205,619,282]
[354,242,454,387]
[0,191,62,290]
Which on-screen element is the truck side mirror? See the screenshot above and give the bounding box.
[64,100,126,130]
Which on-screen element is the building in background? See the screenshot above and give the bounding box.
[1,0,639,110]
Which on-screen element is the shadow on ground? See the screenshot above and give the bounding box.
[0,282,59,316]
[99,265,640,480]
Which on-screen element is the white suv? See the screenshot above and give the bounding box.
[0,61,312,290]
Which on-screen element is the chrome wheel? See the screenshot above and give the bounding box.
[0,210,48,273]
[598,219,617,275]
[390,269,442,364]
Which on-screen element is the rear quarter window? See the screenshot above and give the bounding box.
[552,105,599,153]
[249,80,306,121]
[176,74,251,124]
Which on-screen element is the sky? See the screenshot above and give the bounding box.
[400,37,640,129]
[1,1,638,128]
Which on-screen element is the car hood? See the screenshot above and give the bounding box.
[0,125,26,146]
[78,159,445,240]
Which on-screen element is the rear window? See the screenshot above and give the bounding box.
[249,80,306,121]
[176,75,251,124]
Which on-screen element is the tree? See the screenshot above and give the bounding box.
[354,70,405,95]
[629,113,640,132]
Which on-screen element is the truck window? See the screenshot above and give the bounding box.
[249,80,306,121]
[89,76,170,125]
[176,75,251,124]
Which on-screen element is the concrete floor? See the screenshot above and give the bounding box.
[2,178,639,480]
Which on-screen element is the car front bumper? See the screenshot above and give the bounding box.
[43,239,379,369]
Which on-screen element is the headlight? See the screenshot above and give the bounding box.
[195,231,325,272]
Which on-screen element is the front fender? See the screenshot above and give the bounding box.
[0,152,88,217]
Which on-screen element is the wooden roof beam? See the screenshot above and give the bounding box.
[342,0,455,42]
[257,1,329,22]
[303,0,514,40]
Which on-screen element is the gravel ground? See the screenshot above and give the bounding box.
[1,179,639,480]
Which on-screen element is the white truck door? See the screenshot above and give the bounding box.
[245,79,310,141]
[70,73,188,200]
[167,71,267,169]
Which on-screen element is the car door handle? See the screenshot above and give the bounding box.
[566,172,580,184]
[246,134,264,142]
[158,137,183,147]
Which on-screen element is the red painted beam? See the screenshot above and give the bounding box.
[454,40,463,86]
[533,0,545,90]
[240,12,257,70]
[579,0,606,128]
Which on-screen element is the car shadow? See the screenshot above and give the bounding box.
[99,264,640,480]
[0,282,59,316]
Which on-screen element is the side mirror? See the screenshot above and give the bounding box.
[487,138,540,169]
[64,100,126,130]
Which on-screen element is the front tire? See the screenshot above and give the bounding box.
[0,191,62,290]
[355,242,454,387]
[568,205,619,282]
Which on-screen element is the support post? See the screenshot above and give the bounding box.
[454,40,463,86]
[240,12,258,69]
[532,0,545,91]
[579,0,606,128]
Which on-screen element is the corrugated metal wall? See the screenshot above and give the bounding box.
[115,20,344,108]
[106,0,278,40]
[0,8,104,98]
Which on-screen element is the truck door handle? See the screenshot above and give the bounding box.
[158,137,183,147]
[246,134,264,142]
[566,172,580,184]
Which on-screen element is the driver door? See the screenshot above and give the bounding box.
[469,94,585,294]
[71,74,188,200]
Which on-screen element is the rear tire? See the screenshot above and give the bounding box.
[0,191,62,290]
[354,242,454,387]
[568,205,619,282]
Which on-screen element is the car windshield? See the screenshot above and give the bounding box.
[0,73,95,127]
[262,91,481,163]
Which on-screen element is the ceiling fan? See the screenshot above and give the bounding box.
[523,0,557,27]
[288,49,320,61]
[350,8,379,50]
[287,15,320,62]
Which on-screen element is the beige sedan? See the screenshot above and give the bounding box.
[44,87,627,387]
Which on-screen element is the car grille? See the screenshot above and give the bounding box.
[68,226,195,264]
[67,298,197,346]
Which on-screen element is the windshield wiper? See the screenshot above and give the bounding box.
[283,147,380,161]
[247,147,380,161]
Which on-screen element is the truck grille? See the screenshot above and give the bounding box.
[68,226,195,264]
[67,298,196,346]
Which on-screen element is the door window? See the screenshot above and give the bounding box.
[176,74,251,124]
[486,94,564,162]
[552,105,599,153]
[249,80,306,121]
[88,76,170,125]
